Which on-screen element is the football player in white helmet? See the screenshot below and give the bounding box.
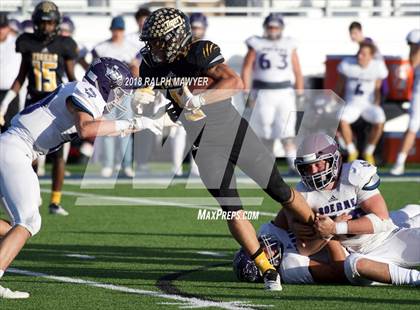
[294,133,420,286]
[233,133,420,286]
[391,29,420,175]
[0,57,161,299]
[241,13,303,172]
[233,203,420,285]
[336,41,388,164]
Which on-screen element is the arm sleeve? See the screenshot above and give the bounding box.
[245,36,258,50]
[70,82,106,119]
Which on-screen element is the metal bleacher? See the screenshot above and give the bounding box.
[0,0,418,16]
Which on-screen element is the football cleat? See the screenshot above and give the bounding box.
[49,203,69,216]
[101,167,113,178]
[0,285,30,299]
[263,269,282,291]
[390,163,405,176]
[363,153,375,165]
[123,167,135,178]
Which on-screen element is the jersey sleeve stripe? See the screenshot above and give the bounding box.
[209,54,224,65]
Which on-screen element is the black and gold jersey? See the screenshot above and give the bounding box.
[16,33,78,104]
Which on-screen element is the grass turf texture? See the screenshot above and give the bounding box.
[0,181,419,309]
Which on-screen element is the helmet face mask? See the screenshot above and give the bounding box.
[140,8,192,65]
[295,153,339,191]
[259,234,283,269]
[294,134,342,191]
[232,234,283,283]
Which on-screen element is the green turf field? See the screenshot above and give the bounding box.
[1,178,419,310]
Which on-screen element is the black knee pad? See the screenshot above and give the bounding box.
[265,167,292,204]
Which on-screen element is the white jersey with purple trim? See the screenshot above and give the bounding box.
[246,35,297,84]
[296,160,397,254]
[9,81,105,156]
[338,57,388,106]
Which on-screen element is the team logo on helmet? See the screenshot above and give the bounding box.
[162,15,183,34]
[105,65,123,87]
[40,1,56,13]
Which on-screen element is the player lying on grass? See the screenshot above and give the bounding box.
[134,8,314,291]
[234,204,420,285]
[233,133,420,286]
[0,57,161,299]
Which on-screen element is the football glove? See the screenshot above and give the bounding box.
[132,87,155,115]
[132,116,163,136]
[181,85,206,110]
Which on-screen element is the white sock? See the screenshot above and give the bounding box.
[364,144,376,155]
[0,269,4,279]
[389,263,420,285]
[347,143,357,154]
[396,152,408,165]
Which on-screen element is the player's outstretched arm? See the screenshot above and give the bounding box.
[68,98,161,138]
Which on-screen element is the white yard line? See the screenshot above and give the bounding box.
[39,188,278,217]
[7,268,270,310]
[38,175,420,186]
[196,251,228,258]
[65,254,96,260]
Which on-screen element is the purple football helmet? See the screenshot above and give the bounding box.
[83,57,133,112]
[61,15,75,34]
[294,133,342,191]
[233,234,283,283]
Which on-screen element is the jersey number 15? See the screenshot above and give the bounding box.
[32,60,58,92]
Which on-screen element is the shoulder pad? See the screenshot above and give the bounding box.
[71,81,105,118]
[347,160,378,189]
[188,40,224,69]
[245,36,260,50]
[15,33,32,53]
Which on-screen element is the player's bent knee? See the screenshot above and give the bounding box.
[344,253,373,286]
[16,209,42,236]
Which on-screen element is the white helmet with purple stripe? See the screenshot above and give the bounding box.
[294,133,342,191]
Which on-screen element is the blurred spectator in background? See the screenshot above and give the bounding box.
[241,13,303,173]
[8,18,22,36]
[60,15,90,70]
[0,12,21,132]
[125,7,156,176]
[92,16,137,177]
[126,7,150,52]
[391,29,420,175]
[337,41,388,165]
[349,21,364,44]
[21,19,33,33]
[190,13,207,41]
